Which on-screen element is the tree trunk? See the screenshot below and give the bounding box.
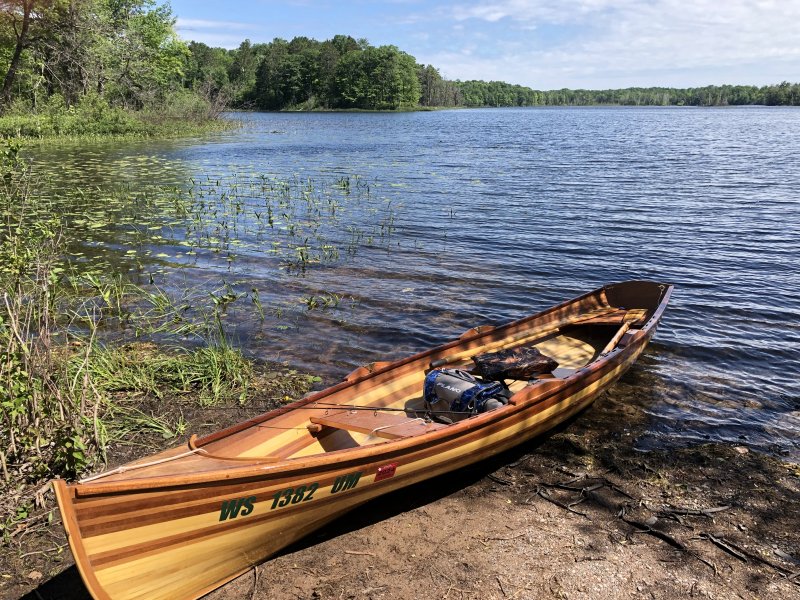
[1,0,34,106]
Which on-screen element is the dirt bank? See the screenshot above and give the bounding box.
[4,366,799,600]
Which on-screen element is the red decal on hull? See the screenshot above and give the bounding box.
[375,463,397,481]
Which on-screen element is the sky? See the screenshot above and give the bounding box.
[170,0,800,90]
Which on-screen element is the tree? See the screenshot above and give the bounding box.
[39,0,107,105]
[105,2,187,108]
[0,0,54,106]
[1,0,189,111]
[334,45,419,109]
[226,39,257,104]
[185,40,231,97]
[253,38,289,110]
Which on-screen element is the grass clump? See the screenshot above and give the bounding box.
[0,139,75,482]
[78,341,252,406]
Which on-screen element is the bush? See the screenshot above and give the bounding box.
[0,91,227,139]
[143,89,223,124]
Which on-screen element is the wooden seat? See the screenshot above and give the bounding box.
[309,410,447,439]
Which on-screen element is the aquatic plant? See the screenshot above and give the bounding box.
[0,134,407,494]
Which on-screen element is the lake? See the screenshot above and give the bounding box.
[28,107,800,459]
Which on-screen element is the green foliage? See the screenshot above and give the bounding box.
[456,80,541,107]
[53,433,89,478]
[507,82,800,107]
[0,0,221,136]
[418,64,461,107]
[4,3,798,118]
[183,32,800,111]
[0,90,228,138]
[334,45,421,109]
[221,35,421,111]
[185,40,233,98]
[3,0,800,118]
[0,142,271,487]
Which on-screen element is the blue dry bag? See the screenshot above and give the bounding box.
[423,369,508,423]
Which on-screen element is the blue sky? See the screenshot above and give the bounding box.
[171,0,800,90]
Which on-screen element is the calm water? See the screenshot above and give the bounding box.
[29,107,800,459]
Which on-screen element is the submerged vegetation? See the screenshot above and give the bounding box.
[0,138,393,517]
[0,134,397,490]
[0,140,245,487]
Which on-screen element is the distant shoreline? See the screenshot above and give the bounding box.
[226,103,795,115]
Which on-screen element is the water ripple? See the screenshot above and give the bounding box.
[28,106,800,459]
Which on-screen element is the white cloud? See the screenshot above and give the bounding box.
[176,18,255,31]
[452,0,640,25]
[175,18,263,48]
[428,0,800,87]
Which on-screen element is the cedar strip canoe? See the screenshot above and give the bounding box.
[53,280,673,600]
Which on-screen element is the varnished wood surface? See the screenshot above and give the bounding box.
[309,410,446,439]
[52,280,673,600]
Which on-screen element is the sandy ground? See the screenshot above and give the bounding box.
[4,368,799,600]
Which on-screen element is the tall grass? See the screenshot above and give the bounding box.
[0,141,255,485]
[0,139,87,480]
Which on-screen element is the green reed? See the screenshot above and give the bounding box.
[0,136,406,500]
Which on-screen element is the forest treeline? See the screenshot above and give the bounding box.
[1,0,799,137]
[188,35,800,109]
[186,35,800,109]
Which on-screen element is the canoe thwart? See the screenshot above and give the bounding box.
[309,410,447,439]
[572,307,648,325]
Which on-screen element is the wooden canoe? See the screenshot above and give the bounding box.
[52,280,673,600]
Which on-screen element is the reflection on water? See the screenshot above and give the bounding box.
[26,107,800,459]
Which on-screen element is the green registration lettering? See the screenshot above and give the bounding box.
[270,481,319,510]
[331,471,362,494]
[219,495,257,521]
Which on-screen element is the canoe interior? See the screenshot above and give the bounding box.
[91,280,668,484]
[224,322,620,460]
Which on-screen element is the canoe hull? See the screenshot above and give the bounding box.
[53,281,671,600]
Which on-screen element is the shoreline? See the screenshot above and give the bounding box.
[3,366,797,600]
[225,104,794,114]
[0,116,238,142]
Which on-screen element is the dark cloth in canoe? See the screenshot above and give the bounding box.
[472,346,558,381]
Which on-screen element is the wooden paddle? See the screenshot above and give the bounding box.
[598,308,648,355]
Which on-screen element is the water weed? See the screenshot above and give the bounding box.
[0,136,403,515]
